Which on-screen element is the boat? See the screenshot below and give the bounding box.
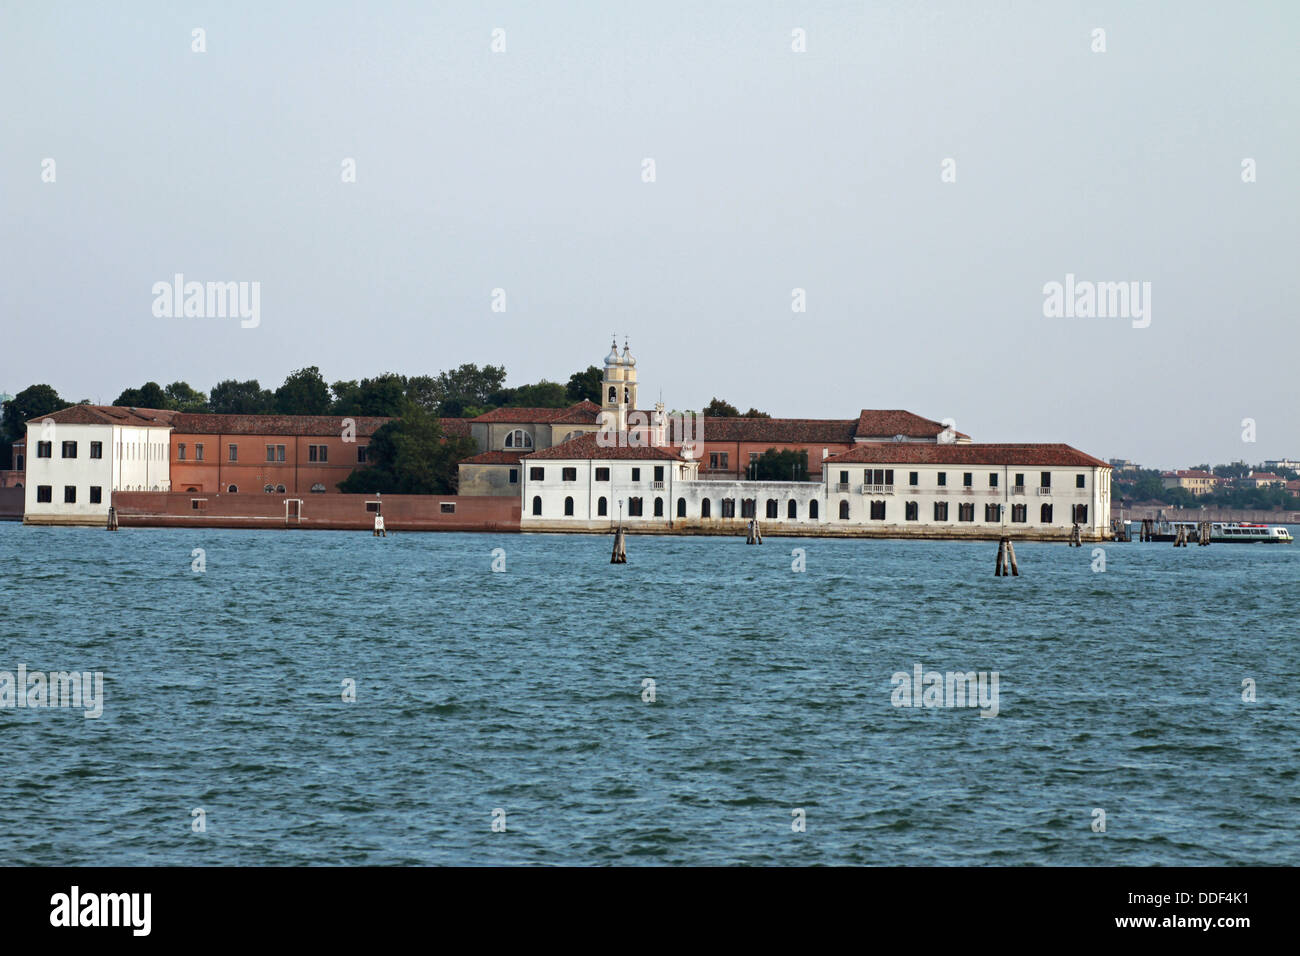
[1142,520,1293,543]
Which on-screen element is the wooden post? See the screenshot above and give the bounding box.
[106,505,118,531]
[996,537,1015,577]
[611,527,627,563]
[1006,539,1019,576]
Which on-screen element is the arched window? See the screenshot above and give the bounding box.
[701,498,711,518]
[505,429,533,449]
[532,496,542,516]
[623,386,629,404]
[676,497,686,517]
[654,497,664,517]
[276,484,286,493]
[839,500,850,520]
[561,430,585,443]
[227,485,238,493]
[1040,503,1053,523]
[787,499,797,519]
[598,496,607,516]
[608,386,616,403]
[264,484,274,493]
[809,499,818,520]
[564,496,574,516]
[311,483,326,493]
[766,499,778,519]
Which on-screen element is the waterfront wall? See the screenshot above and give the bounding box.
[100,492,520,532]
[1113,505,1300,524]
[0,486,22,521]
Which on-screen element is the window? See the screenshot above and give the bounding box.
[701,498,711,518]
[311,483,326,493]
[532,496,542,516]
[529,467,545,481]
[988,473,998,487]
[721,499,736,518]
[366,502,380,512]
[64,486,77,503]
[808,500,818,520]
[709,453,719,469]
[905,501,919,521]
[1015,473,1024,488]
[1040,503,1053,522]
[839,500,850,520]
[275,484,286,493]
[36,485,52,502]
[1076,474,1086,488]
[870,500,886,520]
[505,429,533,449]
[36,442,51,458]
[677,498,686,518]
[909,471,919,486]
[595,467,610,482]
[508,468,518,484]
[15,454,22,470]
[228,484,238,493]
[787,500,797,519]
[631,468,641,482]
[1011,504,1027,523]
[191,498,206,511]
[839,470,849,485]
[564,496,574,516]
[89,486,102,504]
[1041,472,1051,488]
[937,472,947,486]
[62,441,77,458]
[741,499,756,518]
[441,502,456,514]
[562,467,577,482]
[963,472,973,487]
[985,503,1002,521]
[196,443,205,461]
[264,484,275,493]
[1072,504,1088,522]
[308,444,328,463]
[766,499,778,519]
[654,497,664,517]
[934,501,949,521]
[178,443,187,461]
[608,386,616,403]
[90,442,103,459]
[864,469,894,486]
[598,496,607,516]
[958,502,974,521]
[718,453,729,470]
[628,497,643,516]
[654,465,664,482]
[229,444,239,462]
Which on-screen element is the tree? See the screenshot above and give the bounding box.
[164,381,208,412]
[751,447,809,481]
[703,397,740,417]
[565,365,603,404]
[114,382,168,408]
[352,374,408,417]
[337,404,476,494]
[2,384,66,468]
[427,363,507,418]
[275,366,332,415]
[741,407,770,418]
[331,380,361,414]
[504,380,568,408]
[209,379,275,415]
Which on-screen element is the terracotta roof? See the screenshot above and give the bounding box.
[688,417,858,443]
[1247,472,1282,481]
[460,450,523,465]
[471,401,598,424]
[824,443,1110,468]
[170,413,391,437]
[1172,469,1216,479]
[523,432,685,461]
[26,405,177,428]
[440,418,471,436]
[853,410,970,441]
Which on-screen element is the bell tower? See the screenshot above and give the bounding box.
[621,340,638,411]
[601,336,626,432]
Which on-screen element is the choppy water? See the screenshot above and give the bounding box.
[1,522,1297,865]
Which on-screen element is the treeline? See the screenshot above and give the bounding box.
[1114,467,1300,510]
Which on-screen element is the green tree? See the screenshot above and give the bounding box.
[114,382,168,408]
[505,380,568,408]
[164,381,208,412]
[209,379,275,414]
[428,363,507,418]
[703,397,740,417]
[331,380,361,414]
[751,447,809,481]
[337,404,476,494]
[565,365,603,404]
[275,366,332,415]
[741,407,770,418]
[2,384,66,468]
[353,373,408,417]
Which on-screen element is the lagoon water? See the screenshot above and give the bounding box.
[2,522,1297,865]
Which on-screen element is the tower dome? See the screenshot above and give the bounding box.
[622,340,636,367]
[605,338,622,367]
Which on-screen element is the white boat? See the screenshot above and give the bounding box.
[1145,520,1293,543]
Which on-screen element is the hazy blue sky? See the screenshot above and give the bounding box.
[2,1,1296,468]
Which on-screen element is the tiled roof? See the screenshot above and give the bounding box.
[171,413,391,437]
[824,443,1110,468]
[1247,472,1282,481]
[853,410,970,441]
[471,401,599,424]
[523,432,685,461]
[460,450,524,465]
[688,417,858,443]
[440,418,471,437]
[1173,469,1216,478]
[26,405,177,428]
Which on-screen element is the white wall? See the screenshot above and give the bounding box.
[24,422,171,524]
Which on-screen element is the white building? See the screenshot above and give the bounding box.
[24,406,174,525]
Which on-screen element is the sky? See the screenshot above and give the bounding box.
[2,1,1296,470]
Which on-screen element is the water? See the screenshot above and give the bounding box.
[2,523,1297,865]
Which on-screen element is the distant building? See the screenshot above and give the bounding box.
[1107,458,1141,473]
[1239,472,1285,489]
[1161,470,1218,495]
[1262,459,1300,472]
